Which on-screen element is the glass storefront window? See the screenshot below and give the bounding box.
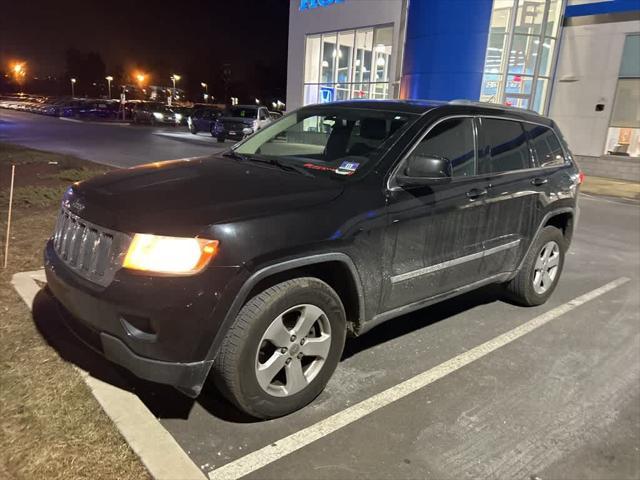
[480,0,561,113]
[303,25,394,105]
[605,35,640,158]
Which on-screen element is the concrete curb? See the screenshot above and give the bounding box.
[11,270,207,480]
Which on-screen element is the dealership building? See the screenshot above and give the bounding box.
[286,0,640,166]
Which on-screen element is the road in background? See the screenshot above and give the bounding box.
[0,109,226,167]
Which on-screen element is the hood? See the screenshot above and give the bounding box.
[65,155,344,236]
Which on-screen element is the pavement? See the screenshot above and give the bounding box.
[15,193,640,480]
[0,109,227,167]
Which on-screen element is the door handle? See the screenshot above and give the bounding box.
[531,177,548,186]
[466,188,488,200]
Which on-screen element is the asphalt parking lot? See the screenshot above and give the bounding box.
[0,109,226,166]
[27,190,639,479]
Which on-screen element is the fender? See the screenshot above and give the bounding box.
[510,206,576,280]
[184,253,366,396]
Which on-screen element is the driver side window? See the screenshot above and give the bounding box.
[411,117,476,177]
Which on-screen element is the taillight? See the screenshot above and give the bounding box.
[578,171,585,185]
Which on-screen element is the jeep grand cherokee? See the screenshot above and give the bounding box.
[44,100,581,418]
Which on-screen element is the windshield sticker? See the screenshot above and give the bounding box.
[303,163,335,172]
[337,161,360,172]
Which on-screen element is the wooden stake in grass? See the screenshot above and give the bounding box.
[3,164,16,269]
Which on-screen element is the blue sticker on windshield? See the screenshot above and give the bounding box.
[338,161,360,172]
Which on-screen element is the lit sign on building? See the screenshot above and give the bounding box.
[299,0,344,12]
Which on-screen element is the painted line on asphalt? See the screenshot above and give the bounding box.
[11,270,207,480]
[58,117,84,123]
[207,277,630,480]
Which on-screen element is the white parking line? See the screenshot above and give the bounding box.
[11,270,207,480]
[207,277,630,480]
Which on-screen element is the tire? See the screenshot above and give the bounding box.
[189,124,198,134]
[504,226,566,306]
[213,277,347,419]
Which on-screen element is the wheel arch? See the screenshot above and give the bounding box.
[512,207,575,278]
[201,253,365,371]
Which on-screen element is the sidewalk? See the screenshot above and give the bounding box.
[581,175,640,201]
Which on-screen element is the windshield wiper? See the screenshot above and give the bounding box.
[222,150,248,162]
[237,155,315,178]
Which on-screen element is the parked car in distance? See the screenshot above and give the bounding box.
[188,106,223,134]
[45,100,581,419]
[269,110,283,120]
[212,105,272,142]
[131,102,180,125]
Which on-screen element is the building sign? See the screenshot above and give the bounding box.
[320,86,335,103]
[299,0,344,12]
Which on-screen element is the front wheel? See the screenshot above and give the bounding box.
[212,277,347,419]
[504,226,566,306]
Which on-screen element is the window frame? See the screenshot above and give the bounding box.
[387,114,569,191]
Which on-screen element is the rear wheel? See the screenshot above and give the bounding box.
[189,123,198,134]
[504,226,566,306]
[213,277,346,419]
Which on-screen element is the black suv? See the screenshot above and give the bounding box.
[44,100,581,419]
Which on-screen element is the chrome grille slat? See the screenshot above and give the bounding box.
[52,207,129,287]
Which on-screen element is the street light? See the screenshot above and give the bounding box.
[136,73,146,87]
[105,75,113,99]
[171,74,181,100]
[11,62,26,83]
[200,82,208,102]
[255,98,260,105]
[70,78,76,97]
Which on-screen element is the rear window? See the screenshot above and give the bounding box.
[479,118,531,174]
[525,124,565,167]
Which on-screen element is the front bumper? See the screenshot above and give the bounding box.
[44,240,239,396]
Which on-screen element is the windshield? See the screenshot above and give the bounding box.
[228,107,258,118]
[233,106,418,178]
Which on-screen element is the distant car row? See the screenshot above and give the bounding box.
[0,95,283,142]
[0,95,121,118]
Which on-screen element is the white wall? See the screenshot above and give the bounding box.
[548,18,640,157]
[286,0,405,111]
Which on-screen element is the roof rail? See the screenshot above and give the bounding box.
[448,99,540,115]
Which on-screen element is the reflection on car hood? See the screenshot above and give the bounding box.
[66,155,343,236]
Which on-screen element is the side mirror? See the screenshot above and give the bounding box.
[396,155,452,187]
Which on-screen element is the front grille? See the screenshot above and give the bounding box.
[53,208,129,286]
[222,121,249,132]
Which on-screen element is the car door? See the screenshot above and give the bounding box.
[475,117,541,278]
[381,116,491,313]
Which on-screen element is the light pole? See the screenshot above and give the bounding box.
[171,74,181,100]
[200,82,208,102]
[105,76,113,99]
[70,78,76,97]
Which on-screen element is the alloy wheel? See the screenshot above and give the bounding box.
[255,304,332,397]
[532,240,560,295]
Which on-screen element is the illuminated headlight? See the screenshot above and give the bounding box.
[123,234,219,275]
[175,113,183,122]
[153,112,164,120]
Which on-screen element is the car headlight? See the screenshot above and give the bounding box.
[175,113,183,121]
[153,112,164,120]
[123,234,219,275]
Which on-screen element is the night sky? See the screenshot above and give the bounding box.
[0,0,290,101]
